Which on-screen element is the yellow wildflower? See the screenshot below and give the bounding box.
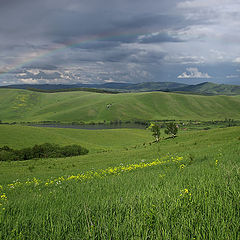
[180,164,185,169]
[6,154,184,190]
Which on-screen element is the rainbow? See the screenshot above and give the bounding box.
[0,30,147,75]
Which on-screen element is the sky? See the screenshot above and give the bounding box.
[0,0,240,86]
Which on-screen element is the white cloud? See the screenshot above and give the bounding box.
[178,0,227,9]
[209,49,226,61]
[226,75,239,79]
[178,0,240,13]
[177,67,212,78]
[233,57,240,63]
[96,61,104,65]
[19,78,39,84]
[27,69,40,75]
[164,55,205,64]
[17,73,27,77]
[104,78,115,83]
[176,25,214,41]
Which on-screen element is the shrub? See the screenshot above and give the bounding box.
[0,145,13,151]
[0,150,17,161]
[61,145,89,157]
[0,143,89,161]
[165,122,178,138]
[15,147,34,160]
[31,143,61,158]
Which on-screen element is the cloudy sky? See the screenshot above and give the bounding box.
[0,0,240,85]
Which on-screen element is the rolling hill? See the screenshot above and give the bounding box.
[177,82,240,95]
[0,81,187,93]
[1,81,240,95]
[1,88,240,122]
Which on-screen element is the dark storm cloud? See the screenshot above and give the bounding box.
[0,0,240,85]
[139,33,184,44]
[44,11,188,45]
[111,14,184,30]
[63,41,121,50]
[23,64,59,70]
[102,48,138,62]
[0,0,184,43]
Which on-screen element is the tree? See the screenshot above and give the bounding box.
[148,122,161,142]
[165,122,178,138]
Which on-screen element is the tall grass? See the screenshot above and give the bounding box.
[0,141,239,239]
[0,126,239,239]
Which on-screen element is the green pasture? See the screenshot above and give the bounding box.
[0,124,239,184]
[1,88,240,122]
[0,125,239,239]
[0,86,240,239]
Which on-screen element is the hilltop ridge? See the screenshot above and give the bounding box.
[1,81,240,95]
[176,82,240,95]
[1,88,240,123]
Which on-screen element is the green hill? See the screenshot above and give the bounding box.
[2,81,240,95]
[1,88,240,122]
[0,81,188,92]
[177,82,240,95]
[105,81,188,91]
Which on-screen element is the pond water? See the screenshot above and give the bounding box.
[27,123,147,130]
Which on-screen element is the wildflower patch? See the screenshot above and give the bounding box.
[7,155,185,190]
[0,185,7,213]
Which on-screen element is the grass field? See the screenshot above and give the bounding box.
[0,124,239,239]
[1,88,240,122]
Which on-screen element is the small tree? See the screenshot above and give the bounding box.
[165,122,178,138]
[148,122,161,142]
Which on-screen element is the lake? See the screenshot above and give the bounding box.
[27,123,147,130]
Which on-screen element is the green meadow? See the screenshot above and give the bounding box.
[0,124,240,239]
[0,89,239,239]
[1,88,240,122]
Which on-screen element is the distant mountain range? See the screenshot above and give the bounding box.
[1,81,240,95]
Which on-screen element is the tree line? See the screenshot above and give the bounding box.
[0,143,89,161]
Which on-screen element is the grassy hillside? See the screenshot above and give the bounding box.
[0,124,239,183]
[101,81,188,91]
[0,81,188,92]
[0,125,152,183]
[0,125,151,151]
[178,82,240,95]
[1,88,240,123]
[3,81,240,95]
[0,125,239,239]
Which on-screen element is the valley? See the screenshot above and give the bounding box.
[0,88,239,239]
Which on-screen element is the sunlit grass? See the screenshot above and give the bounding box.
[1,88,240,122]
[0,146,239,239]
[0,125,239,239]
